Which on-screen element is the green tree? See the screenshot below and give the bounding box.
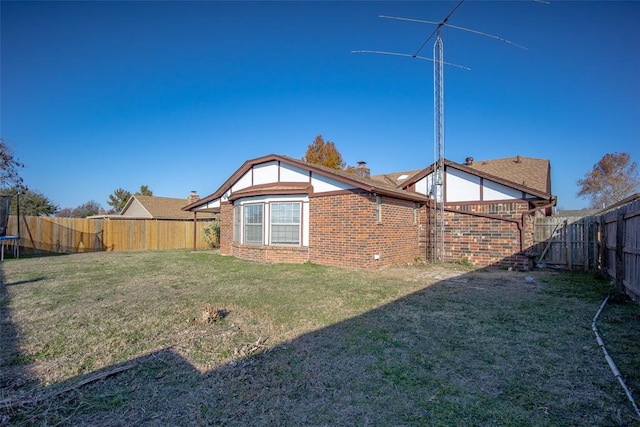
[136,185,153,196]
[303,135,346,170]
[107,188,132,213]
[577,152,640,208]
[0,186,58,216]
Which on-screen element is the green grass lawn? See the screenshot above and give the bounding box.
[1,250,639,426]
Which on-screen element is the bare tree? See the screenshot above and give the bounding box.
[577,152,639,208]
[0,138,23,189]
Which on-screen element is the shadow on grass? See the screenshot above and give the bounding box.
[1,264,639,426]
[0,266,34,412]
[3,277,45,287]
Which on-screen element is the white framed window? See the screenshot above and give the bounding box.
[233,205,241,242]
[243,203,263,245]
[270,202,301,245]
[376,196,382,222]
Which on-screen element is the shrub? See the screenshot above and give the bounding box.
[202,220,220,248]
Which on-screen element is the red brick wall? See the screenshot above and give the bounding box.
[219,202,233,255]
[231,243,310,263]
[308,192,421,269]
[429,201,536,269]
[218,194,541,270]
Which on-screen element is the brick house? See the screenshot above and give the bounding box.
[184,154,555,269]
[383,155,556,267]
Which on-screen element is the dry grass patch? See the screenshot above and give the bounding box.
[1,251,639,426]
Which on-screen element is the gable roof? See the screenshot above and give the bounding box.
[399,156,553,200]
[465,156,550,194]
[122,195,216,220]
[184,154,429,211]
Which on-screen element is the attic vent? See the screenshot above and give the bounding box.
[398,174,409,181]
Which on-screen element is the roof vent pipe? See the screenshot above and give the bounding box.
[465,157,474,165]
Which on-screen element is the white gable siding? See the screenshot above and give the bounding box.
[416,174,441,201]
[195,198,220,211]
[253,161,279,185]
[447,169,481,202]
[232,170,253,193]
[415,176,430,196]
[413,167,528,203]
[484,180,522,200]
[311,173,354,193]
[280,163,309,182]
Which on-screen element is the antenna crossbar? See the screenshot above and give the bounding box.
[351,50,470,71]
[379,15,528,51]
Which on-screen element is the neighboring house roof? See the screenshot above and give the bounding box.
[554,209,599,218]
[464,156,551,194]
[370,169,423,187]
[184,154,429,211]
[122,195,216,220]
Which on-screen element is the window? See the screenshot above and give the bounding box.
[271,202,301,245]
[243,204,263,245]
[376,196,382,222]
[233,205,241,242]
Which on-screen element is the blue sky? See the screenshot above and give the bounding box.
[1,1,638,211]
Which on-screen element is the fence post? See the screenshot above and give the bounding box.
[565,220,573,269]
[592,217,596,271]
[599,215,607,274]
[615,208,625,295]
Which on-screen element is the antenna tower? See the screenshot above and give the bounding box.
[433,31,445,263]
[354,0,526,263]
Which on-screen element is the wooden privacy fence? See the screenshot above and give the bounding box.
[532,216,599,270]
[6,215,216,254]
[600,197,640,301]
[533,195,640,301]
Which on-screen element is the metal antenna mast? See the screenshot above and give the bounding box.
[354,0,526,263]
[412,0,465,263]
[433,31,445,263]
